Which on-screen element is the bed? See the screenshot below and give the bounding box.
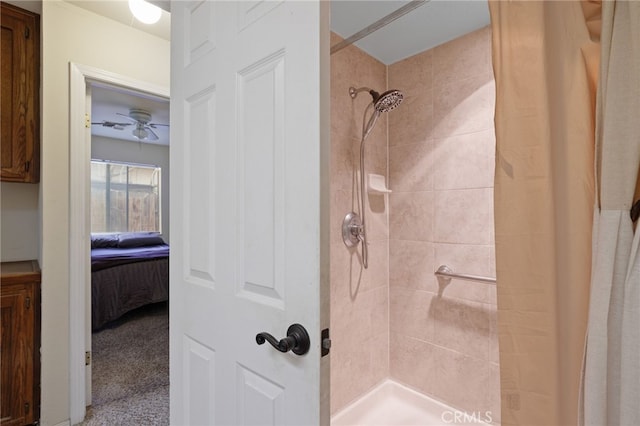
[91,232,169,330]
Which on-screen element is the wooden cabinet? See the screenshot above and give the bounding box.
[1,261,40,425]
[1,2,40,183]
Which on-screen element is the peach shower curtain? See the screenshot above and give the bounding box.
[490,1,601,425]
[582,1,640,425]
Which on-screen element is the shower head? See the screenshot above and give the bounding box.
[370,89,404,113]
[349,86,404,140]
[349,86,404,113]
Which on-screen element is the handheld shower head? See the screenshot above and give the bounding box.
[349,86,404,113]
[349,86,404,140]
[371,89,404,113]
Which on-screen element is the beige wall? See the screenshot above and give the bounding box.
[1,183,39,261]
[330,33,390,414]
[388,27,499,419]
[40,1,169,424]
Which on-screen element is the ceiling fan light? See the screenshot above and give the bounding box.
[132,127,149,140]
[128,0,161,25]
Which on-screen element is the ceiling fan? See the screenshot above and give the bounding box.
[92,108,169,141]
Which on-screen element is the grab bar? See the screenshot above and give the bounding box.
[434,265,496,285]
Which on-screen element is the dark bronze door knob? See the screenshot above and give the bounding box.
[256,323,310,356]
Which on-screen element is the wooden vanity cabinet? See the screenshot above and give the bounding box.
[1,261,41,425]
[1,2,40,183]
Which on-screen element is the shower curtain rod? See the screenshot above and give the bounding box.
[330,0,428,55]
[434,264,496,285]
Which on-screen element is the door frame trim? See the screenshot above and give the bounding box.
[68,62,169,424]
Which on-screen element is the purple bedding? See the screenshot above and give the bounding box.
[91,243,170,329]
[91,244,170,272]
[92,258,169,330]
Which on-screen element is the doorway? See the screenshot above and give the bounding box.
[83,82,170,423]
[68,63,170,423]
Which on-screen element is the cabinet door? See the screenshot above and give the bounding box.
[0,3,39,183]
[1,287,34,425]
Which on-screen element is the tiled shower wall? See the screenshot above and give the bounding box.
[330,26,499,420]
[330,33,390,414]
[388,27,499,420]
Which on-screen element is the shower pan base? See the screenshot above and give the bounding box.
[331,380,493,426]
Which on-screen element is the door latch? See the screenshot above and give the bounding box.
[321,328,331,357]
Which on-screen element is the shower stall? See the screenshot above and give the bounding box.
[329,13,499,425]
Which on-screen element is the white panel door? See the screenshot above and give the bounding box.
[170,1,329,425]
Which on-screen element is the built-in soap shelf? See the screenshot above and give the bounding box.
[367,174,391,194]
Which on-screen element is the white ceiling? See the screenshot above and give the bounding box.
[70,0,489,145]
[91,84,170,146]
[331,1,490,65]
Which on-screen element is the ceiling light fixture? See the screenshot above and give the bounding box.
[132,125,149,140]
[128,0,161,25]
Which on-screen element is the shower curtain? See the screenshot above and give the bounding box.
[582,1,640,425]
[489,1,601,425]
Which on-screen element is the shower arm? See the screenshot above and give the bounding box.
[350,86,385,104]
[349,86,373,99]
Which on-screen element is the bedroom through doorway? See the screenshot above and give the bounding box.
[83,81,170,424]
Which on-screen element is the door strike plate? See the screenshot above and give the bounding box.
[321,328,331,357]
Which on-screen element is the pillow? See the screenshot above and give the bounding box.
[91,233,120,249]
[117,232,164,248]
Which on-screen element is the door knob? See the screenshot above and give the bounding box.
[256,323,310,356]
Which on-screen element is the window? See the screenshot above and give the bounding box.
[91,160,161,233]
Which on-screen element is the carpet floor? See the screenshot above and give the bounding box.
[81,302,169,426]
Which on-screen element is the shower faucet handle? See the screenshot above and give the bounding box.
[342,212,363,248]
